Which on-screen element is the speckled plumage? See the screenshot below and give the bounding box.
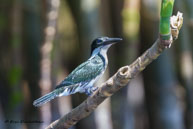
[55,54,105,92]
[33,37,122,107]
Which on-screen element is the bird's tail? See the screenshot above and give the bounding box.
[33,90,59,107]
[33,84,79,107]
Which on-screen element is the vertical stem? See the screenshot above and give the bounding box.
[159,0,174,40]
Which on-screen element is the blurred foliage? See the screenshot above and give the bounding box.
[0,13,7,31]
[8,66,22,86]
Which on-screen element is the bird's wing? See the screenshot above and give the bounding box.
[55,55,104,89]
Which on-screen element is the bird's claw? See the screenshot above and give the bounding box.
[85,87,98,96]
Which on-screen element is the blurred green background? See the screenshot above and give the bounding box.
[0,0,193,129]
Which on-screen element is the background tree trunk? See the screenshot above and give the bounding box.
[140,1,184,129]
[175,0,193,129]
[66,0,103,128]
[22,0,44,128]
[0,0,23,129]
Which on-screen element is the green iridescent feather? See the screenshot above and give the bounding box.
[56,55,104,89]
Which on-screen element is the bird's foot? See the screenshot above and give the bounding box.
[85,87,98,96]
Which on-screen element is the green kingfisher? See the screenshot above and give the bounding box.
[33,37,122,107]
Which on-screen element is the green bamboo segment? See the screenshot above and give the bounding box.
[159,0,175,40]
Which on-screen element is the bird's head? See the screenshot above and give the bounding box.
[91,37,122,55]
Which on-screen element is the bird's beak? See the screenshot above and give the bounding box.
[103,37,122,45]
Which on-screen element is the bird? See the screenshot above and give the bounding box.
[33,37,122,107]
